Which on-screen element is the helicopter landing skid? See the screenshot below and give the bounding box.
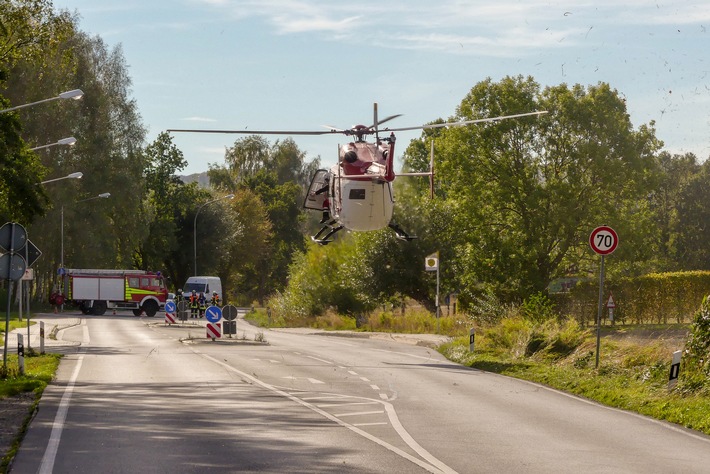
[312,222,344,245]
[389,223,417,241]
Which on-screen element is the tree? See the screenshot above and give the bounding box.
[403,76,662,304]
[209,136,314,298]
[134,132,201,285]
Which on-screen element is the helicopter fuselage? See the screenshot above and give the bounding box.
[304,135,398,238]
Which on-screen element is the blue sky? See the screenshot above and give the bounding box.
[52,0,709,175]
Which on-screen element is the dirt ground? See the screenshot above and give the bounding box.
[0,392,37,464]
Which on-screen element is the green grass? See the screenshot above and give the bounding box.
[1,351,62,470]
[0,351,62,397]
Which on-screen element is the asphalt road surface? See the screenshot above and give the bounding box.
[10,313,710,473]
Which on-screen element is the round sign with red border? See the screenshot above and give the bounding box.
[589,226,618,255]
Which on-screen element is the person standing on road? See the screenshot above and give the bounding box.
[189,290,199,318]
[210,291,220,307]
[198,292,207,318]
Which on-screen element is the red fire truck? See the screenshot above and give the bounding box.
[62,269,168,316]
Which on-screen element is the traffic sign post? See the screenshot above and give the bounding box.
[205,305,222,324]
[206,322,221,341]
[3,222,29,370]
[165,300,177,325]
[589,226,619,369]
[222,305,238,338]
[177,300,188,322]
[606,293,616,322]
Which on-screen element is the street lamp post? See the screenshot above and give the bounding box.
[0,89,84,114]
[194,194,234,276]
[61,192,111,270]
[40,171,83,186]
[31,136,77,151]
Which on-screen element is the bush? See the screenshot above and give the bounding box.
[520,292,557,323]
[678,295,710,394]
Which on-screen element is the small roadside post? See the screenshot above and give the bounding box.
[17,333,25,375]
[668,350,682,390]
[589,226,619,369]
[469,328,475,352]
[606,293,616,324]
[40,321,45,355]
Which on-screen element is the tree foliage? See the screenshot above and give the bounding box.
[403,76,662,304]
[209,136,314,302]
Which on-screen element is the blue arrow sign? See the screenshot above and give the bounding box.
[205,305,222,323]
[165,301,176,314]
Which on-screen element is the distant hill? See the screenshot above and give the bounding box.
[180,172,210,188]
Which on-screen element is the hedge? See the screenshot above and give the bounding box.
[552,271,710,326]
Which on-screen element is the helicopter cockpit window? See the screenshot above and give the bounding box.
[349,189,366,200]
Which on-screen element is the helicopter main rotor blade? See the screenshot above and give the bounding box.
[368,114,403,130]
[384,111,548,132]
[167,128,338,136]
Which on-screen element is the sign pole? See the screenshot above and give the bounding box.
[589,225,618,370]
[595,254,605,369]
[436,262,440,334]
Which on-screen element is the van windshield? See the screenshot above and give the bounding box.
[183,282,207,293]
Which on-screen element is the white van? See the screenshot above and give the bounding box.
[183,276,223,301]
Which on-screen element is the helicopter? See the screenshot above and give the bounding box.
[169,105,546,244]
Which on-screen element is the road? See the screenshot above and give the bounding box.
[10,313,710,473]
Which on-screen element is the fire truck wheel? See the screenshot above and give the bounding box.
[143,300,159,317]
[92,301,107,316]
[132,309,142,316]
[80,304,92,315]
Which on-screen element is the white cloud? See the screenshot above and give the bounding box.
[182,116,218,122]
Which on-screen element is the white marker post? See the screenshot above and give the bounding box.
[668,350,682,390]
[17,333,25,375]
[469,328,475,352]
[589,226,619,369]
[40,321,45,355]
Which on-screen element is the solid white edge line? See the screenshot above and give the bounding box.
[39,322,89,474]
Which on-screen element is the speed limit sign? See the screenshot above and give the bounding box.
[589,226,619,255]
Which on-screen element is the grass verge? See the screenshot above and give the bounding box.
[1,352,62,471]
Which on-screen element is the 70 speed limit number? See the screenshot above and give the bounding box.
[589,226,619,255]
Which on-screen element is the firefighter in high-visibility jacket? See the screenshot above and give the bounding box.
[210,291,220,307]
[198,292,207,318]
[189,290,199,318]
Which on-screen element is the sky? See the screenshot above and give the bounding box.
[51,0,710,175]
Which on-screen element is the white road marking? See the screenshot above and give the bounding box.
[360,376,370,382]
[39,322,90,474]
[370,384,380,391]
[348,370,358,375]
[199,351,457,474]
[334,410,385,417]
[353,422,389,427]
[306,355,333,365]
[307,378,325,384]
[373,348,444,362]
[317,401,380,408]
